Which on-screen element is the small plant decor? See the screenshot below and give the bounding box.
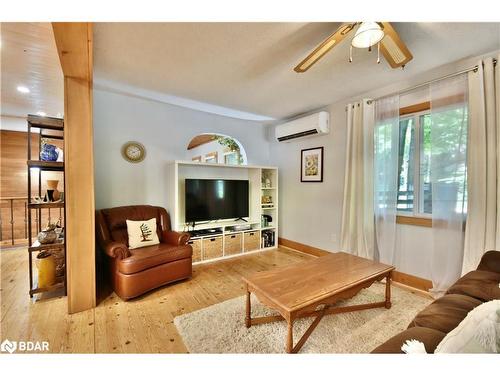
[215,136,243,164]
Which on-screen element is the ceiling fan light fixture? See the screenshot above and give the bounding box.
[351,22,385,49]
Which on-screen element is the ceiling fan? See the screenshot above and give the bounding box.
[294,22,413,73]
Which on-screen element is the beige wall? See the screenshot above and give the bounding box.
[93,88,270,210]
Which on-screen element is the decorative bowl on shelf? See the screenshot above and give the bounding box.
[37,229,58,244]
[32,196,44,204]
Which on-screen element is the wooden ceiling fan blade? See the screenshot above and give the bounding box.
[294,23,357,73]
[380,22,413,68]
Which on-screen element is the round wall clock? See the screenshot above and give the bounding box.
[121,141,146,163]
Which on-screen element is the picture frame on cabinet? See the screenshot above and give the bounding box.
[205,151,218,163]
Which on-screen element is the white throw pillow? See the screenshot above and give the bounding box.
[126,218,160,249]
[435,300,500,353]
[401,339,428,354]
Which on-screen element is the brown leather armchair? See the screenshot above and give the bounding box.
[96,205,192,300]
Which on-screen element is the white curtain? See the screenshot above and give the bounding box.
[429,74,468,296]
[463,56,500,274]
[341,99,375,259]
[373,95,400,265]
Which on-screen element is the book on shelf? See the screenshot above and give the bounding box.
[261,229,275,248]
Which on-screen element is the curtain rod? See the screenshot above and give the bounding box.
[357,59,497,106]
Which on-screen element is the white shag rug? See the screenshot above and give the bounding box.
[174,283,431,353]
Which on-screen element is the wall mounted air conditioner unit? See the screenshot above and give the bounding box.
[275,111,330,142]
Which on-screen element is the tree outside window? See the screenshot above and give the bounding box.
[395,105,468,216]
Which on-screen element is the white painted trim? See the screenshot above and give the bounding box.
[93,78,275,122]
[170,159,277,170]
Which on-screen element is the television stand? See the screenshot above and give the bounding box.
[166,161,278,263]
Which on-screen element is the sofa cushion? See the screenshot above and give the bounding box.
[101,205,166,245]
[117,244,192,274]
[477,250,500,274]
[446,270,500,302]
[435,300,500,353]
[371,327,446,353]
[126,218,160,249]
[408,294,482,333]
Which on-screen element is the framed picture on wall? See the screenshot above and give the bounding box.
[192,156,202,162]
[301,147,323,182]
[205,151,218,163]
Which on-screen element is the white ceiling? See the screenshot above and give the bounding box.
[94,22,500,121]
[0,22,64,132]
[2,23,498,130]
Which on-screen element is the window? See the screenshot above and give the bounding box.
[397,106,468,216]
[397,112,430,215]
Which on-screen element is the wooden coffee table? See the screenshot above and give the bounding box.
[242,252,394,353]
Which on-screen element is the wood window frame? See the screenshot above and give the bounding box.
[394,95,468,228]
[396,215,432,228]
[399,101,430,116]
[396,101,432,228]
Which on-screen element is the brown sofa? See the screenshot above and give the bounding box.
[372,250,500,353]
[96,205,192,300]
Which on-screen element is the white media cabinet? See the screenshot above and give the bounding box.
[166,160,278,264]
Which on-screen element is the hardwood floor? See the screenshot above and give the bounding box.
[0,246,312,353]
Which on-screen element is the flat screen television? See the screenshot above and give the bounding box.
[185,179,249,222]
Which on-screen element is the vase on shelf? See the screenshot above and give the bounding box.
[56,147,64,162]
[40,143,58,161]
[36,251,56,288]
[46,190,55,201]
[46,180,60,201]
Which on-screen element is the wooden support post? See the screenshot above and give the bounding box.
[10,198,14,245]
[52,22,96,313]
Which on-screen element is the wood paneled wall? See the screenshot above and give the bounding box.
[1,130,64,197]
[1,130,64,243]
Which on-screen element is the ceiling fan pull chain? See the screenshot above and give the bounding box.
[377,42,381,64]
[349,45,353,63]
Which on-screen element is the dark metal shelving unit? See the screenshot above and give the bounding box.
[27,114,67,298]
